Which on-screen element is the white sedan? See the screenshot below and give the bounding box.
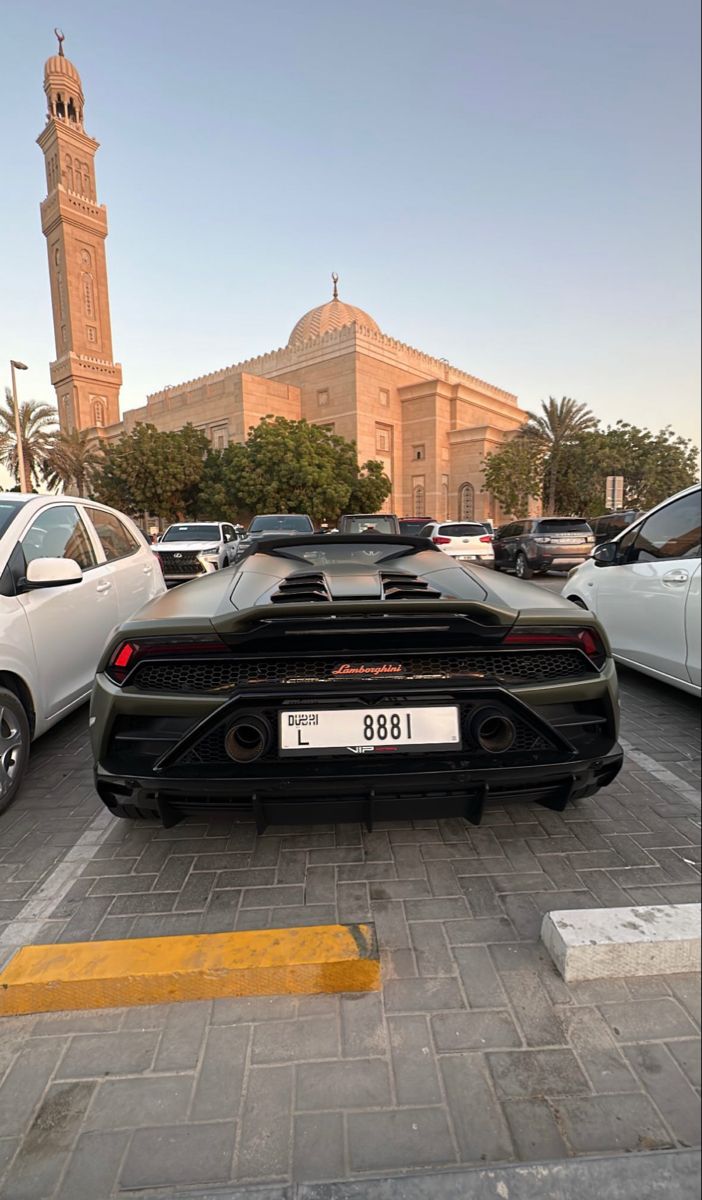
[0,493,165,812]
[419,521,495,565]
[563,485,701,696]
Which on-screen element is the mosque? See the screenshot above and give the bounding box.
[38,36,527,522]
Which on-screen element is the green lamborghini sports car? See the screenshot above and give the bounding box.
[90,534,623,831]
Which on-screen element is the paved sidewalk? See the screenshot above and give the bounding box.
[0,667,699,1198]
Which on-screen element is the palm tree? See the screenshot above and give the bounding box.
[0,389,58,490]
[43,428,104,498]
[520,396,597,515]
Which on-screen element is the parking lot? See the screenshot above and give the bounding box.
[0,577,699,1198]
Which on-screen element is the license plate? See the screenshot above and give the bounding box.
[279,706,461,755]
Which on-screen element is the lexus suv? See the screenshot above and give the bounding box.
[493,518,595,579]
[152,522,241,586]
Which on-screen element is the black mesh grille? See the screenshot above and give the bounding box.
[130,650,590,694]
[178,710,552,766]
[155,552,206,576]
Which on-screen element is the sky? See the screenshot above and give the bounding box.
[2,0,700,448]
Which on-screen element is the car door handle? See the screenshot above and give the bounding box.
[96,581,112,593]
[662,570,689,585]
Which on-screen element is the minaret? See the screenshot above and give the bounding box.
[37,30,122,433]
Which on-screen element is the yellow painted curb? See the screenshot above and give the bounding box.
[0,923,380,1016]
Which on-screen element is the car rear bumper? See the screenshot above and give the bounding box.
[94,747,623,830]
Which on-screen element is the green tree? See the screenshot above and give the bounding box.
[195,417,390,524]
[93,423,209,522]
[520,396,598,514]
[0,389,57,489]
[482,437,546,516]
[44,429,104,498]
[599,422,699,510]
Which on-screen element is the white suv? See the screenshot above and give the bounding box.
[419,521,495,565]
[0,493,165,813]
[152,522,241,586]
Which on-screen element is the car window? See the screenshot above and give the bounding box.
[508,523,523,537]
[86,508,139,562]
[439,523,487,537]
[536,519,592,534]
[626,492,701,563]
[161,524,220,542]
[249,516,314,533]
[20,504,96,571]
[340,516,398,534]
[223,525,236,542]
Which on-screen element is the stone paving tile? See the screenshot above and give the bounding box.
[0,667,699,1195]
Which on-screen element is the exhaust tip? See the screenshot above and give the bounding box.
[470,708,517,754]
[224,714,272,763]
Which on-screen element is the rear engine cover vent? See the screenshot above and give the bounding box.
[381,571,442,600]
[270,572,330,603]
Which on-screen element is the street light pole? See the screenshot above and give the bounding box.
[9,360,29,494]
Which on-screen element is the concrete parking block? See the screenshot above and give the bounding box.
[542,903,701,981]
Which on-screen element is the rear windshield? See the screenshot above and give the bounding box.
[535,519,592,534]
[342,516,398,534]
[399,519,433,535]
[249,515,313,533]
[440,523,488,537]
[162,524,220,542]
[267,542,415,566]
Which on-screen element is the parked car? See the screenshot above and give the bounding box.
[399,517,435,537]
[419,521,494,565]
[0,493,165,813]
[564,486,701,696]
[91,531,622,829]
[338,514,401,534]
[493,517,595,579]
[233,514,315,562]
[588,511,641,544]
[151,522,241,586]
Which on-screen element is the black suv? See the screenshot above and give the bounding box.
[493,517,595,579]
[588,510,641,544]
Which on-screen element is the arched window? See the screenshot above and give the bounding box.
[92,400,105,427]
[82,273,95,318]
[413,485,425,517]
[442,480,449,520]
[67,96,77,122]
[56,92,65,118]
[459,483,475,521]
[65,154,74,190]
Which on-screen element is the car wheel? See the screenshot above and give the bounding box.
[0,687,31,816]
[567,595,588,610]
[515,553,533,580]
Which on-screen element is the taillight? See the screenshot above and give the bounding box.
[105,636,229,685]
[479,535,493,543]
[432,536,451,545]
[504,626,606,669]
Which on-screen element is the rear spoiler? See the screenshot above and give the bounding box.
[212,598,519,640]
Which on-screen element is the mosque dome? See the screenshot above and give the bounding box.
[43,53,82,87]
[287,276,380,347]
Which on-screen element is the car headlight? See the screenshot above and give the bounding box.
[197,549,220,570]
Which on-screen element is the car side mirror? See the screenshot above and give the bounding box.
[593,542,618,567]
[23,558,83,589]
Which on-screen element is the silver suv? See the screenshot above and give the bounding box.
[152,521,241,586]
